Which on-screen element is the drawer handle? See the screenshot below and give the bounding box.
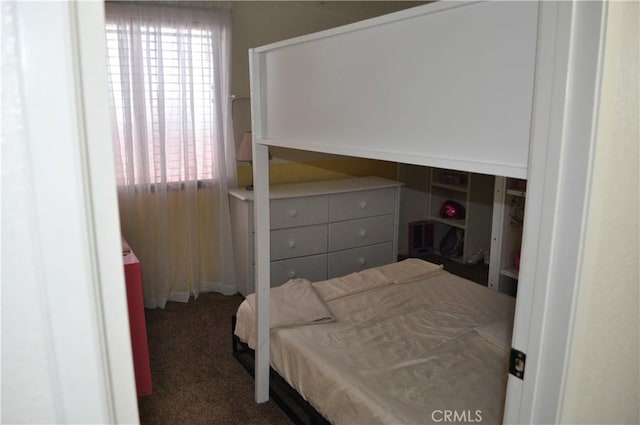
[288,209,298,217]
[288,270,297,278]
[358,257,367,266]
[359,229,368,238]
[359,201,368,209]
[288,239,297,248]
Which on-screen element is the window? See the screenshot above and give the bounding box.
[106,12,224,185]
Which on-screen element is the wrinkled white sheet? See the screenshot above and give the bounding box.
[235,260,515,425]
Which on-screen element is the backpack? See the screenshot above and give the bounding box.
[440,227,464,258]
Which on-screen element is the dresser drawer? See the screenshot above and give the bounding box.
[270,196,328,230]
[329,188,396,221]
[271,254,328,286]
[328,215,394,251]
[271,224,327,261]
[328,242,394,279]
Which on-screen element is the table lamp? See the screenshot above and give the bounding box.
[236,131,259,190]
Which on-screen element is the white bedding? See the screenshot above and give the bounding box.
[235,260,515,424]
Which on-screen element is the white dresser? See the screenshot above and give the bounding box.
[229,176,402,296]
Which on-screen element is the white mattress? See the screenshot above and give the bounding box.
[235,260,515,425]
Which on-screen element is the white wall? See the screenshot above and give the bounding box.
[561,2,639,423]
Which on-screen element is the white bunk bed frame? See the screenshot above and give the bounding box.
[248,1,608,423]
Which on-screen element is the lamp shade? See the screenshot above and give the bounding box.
[236,131,253,162]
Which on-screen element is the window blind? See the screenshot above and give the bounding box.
[106,22,218,185]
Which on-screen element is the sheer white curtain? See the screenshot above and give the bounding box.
[105,3,237,308]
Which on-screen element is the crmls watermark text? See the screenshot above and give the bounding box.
[431,409,483,423]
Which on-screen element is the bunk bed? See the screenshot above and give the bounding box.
[235,0,608,423]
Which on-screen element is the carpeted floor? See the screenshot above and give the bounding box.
[137,292,293,425]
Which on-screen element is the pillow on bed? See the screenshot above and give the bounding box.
[246,278,334,328]
[313,258,444,302]
[312,271,392,302]
[474,319,514,352]
[372,258,444,284]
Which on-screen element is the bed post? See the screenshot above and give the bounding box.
[249,48,271,403]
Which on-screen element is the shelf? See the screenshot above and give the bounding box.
[431,182,468,193]
[506,189,526,198]
[429,216,466,229]
[500,266,519,280]
[430,168,493,288]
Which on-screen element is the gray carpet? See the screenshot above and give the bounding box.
[137,292,293,425]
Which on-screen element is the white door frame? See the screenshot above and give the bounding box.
[73,2,140,422]
[12,1,139,423]
[504,1,607,423]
